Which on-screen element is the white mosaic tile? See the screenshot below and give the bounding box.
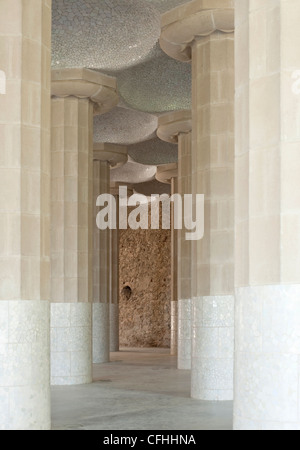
[0,303,8,344]
[51,303,71,328]
[203,295,234,327]
[234,284,300,430]
[9,384,51,430]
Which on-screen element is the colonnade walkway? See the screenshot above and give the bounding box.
[51,349,233,430]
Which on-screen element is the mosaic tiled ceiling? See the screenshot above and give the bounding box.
[52,0,191,183]
[110,158,157,184]
[52,0,160,71]
[94,108,158,145]
[116,47,191,114]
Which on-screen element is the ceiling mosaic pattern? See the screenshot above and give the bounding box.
[116,48,191,114]
[52,0,160,71]
[129,138,178,166]
[94,108,158,145]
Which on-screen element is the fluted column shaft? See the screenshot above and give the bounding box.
[234,0,300,430]
[157,111,192,367]
[92,145,127,363]
[0,0,52,430]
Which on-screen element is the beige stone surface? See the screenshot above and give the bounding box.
[235,0,300,287]
[51,97,93,303]
[0,0,51,303]
[192,32,235,297]
[178,132,192,303]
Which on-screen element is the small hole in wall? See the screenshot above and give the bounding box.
[122,285,132,300]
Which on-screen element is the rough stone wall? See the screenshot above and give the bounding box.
[119,212,171,348]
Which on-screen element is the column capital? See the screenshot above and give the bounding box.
[93,143,128,168]
[51,68,119,114]
[160,0,234,62]
[156,163,178,185]
[157,110,192,144]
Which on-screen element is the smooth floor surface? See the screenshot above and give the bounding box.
[51,348,233,430]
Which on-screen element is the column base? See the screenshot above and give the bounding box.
[178,299,192,370]
[0,300,50,430]
[93,303,109,363]
[170,301,178,356]
[51,303,92,386]
[191,295,234,401]
[110,303,119,352]
[234,285,300,430]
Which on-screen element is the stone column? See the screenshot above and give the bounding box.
[170,177,178,357]
[109,183,121,352]
[156,163,179,356]
[157,111,192,366]
[93,145,127,363]
[161,1,235,400]
[234,0,300,430]
[50,69,118,385]
[0,0,51,430]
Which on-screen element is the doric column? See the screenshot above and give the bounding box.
[0,0,51,430]
[50,69,118,385]
[234,0,300,430]
[93,145,127,363]
[109,183,121,352]
[157,111,192,365]
[156,163,179,356]
[161,0,235,401]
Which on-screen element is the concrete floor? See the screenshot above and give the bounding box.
[51,348,233,430]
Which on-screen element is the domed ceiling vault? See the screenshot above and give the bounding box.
[52,0,191,185]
